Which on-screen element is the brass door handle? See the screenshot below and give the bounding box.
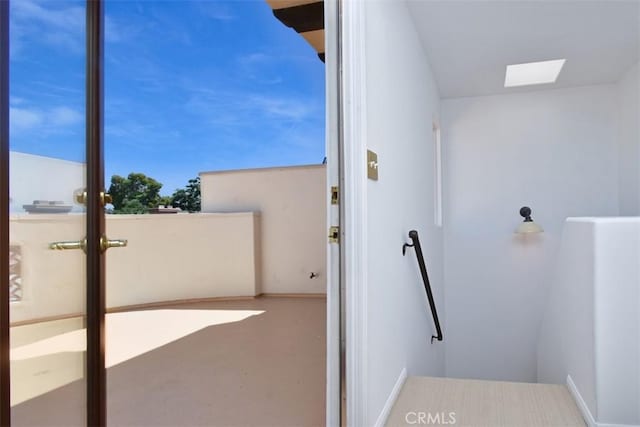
[100,236,127,253]
[49,239,87,252]
[74,190,112,206]
[49,236,127,253]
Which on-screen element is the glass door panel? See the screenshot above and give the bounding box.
[8,1,87,424]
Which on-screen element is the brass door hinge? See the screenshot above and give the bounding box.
[331,186,339,205]
[329,226,340,243]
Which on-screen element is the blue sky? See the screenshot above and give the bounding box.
[9,0,325,195]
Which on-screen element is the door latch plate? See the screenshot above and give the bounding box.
[329,226,340,243]
[331,186,339,205]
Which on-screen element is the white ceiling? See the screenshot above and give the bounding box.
[407,0,640,99]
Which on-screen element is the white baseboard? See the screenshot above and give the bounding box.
[567,375,597,427]
[597,423,640,427]
[374,367,408,427]
[566,375,640,427]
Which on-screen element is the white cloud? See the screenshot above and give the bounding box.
[236,53,284,85]
[11,0,87,54]
[194,2,235,21]
[247,95,315,121]
[185,85,319,127]
[9,104,82,134]
[105,15,140,44]
[105,16,123,43]
[10,107,44,131]
[239,53,271,65]
[50,107,83,126]
[9,97,26,106]
[12,0,84,32]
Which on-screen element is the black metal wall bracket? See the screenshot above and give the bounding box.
[402,242,414,256]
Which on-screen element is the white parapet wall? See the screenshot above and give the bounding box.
[537,217,640,426]
[200,164,326,295]
[9,212,261,324]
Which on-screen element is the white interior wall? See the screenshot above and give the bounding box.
[349,3,637,422]
[537,219,598,416]
[441,85,620,382]
[617,62,640,215]
[362,1,445,424]
[593,218,640,425]
[538,218,640,426]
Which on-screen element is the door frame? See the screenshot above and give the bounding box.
[85,1,107,425]
[324,0,341,425]
[0,0,11,424]
[326,0,368,425]
[338,0,369,425]
[0,1,107,425]
[326,1,364,425]
[1,1,350,425]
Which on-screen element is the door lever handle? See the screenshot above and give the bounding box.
[74,190,112,206]
[100,236,127,253]
[49,236,127,253]
[49,239,87,252]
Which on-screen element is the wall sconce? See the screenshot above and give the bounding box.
[515,206,543,234]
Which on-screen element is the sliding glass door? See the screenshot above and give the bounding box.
[1,1,107,425]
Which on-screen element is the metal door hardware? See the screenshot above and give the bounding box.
[50,235,128,253]
[331,186,339,205]
[367,150,379,180]
[329,226,340,243]
[74,190,112,206]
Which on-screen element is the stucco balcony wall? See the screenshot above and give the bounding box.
[9,212,261,324]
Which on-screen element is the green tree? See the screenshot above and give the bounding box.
[158,196,173,207]
[117,199,147,214]
[171,177,201,213]
[108,173,163,214]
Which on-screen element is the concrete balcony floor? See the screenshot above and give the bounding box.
[11,296,326,427]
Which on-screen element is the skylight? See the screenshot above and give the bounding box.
[504,59,566,88]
